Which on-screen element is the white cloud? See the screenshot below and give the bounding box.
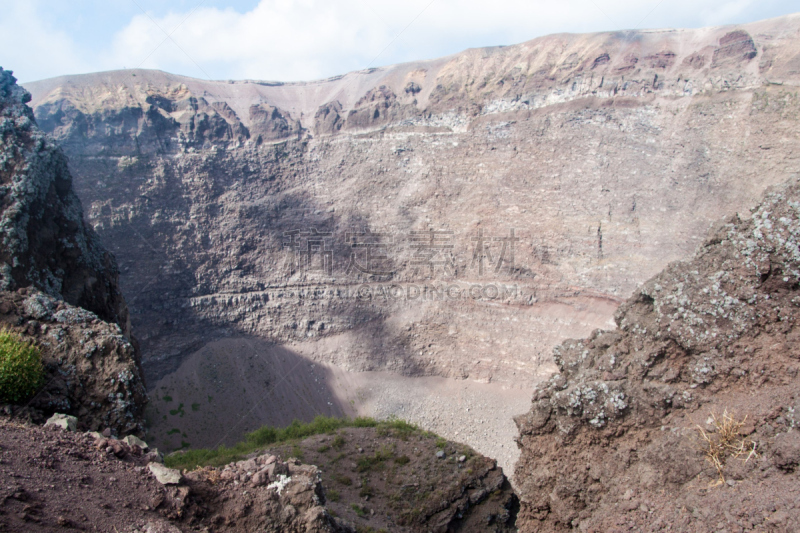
[109,0,415,81]
[0,1,89,82]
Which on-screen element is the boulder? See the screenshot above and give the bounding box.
[45,413,77,431]
[123,434,148,450]
[148,463,182,485]
[251,469,269,487]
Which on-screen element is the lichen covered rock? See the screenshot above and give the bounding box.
[0,67,131,336]
[1,288,146,435]
[515,178,800,531]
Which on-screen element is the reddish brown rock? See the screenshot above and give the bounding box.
[514,178,800,531]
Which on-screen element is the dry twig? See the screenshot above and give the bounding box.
[694,410,758,484]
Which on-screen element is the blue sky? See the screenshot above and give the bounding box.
[1,0,797,83]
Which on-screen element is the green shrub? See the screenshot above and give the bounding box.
[351,503,367,517]
[334,473,353,486]
[0,331,43,403]
[327,489,340,502]
[332,434,346,449]
[356,445,395,472]
[290,444,304,460]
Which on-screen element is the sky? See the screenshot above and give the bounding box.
[0,0,797,83]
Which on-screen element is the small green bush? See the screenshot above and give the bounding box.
[334,473,353,486]
[332,434,346,449]
[0,331,43,403]
[351,503,367,517]
[356,445,395,472]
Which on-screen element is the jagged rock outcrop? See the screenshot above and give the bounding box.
[0,69,145,434]
[0,286,146,435]
[514,178,800,531]
[259,425,518,531]
[0,68,131,336]
[249,102,303,143]
[164,456,352,532]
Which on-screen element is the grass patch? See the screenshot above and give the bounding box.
[332,434,346,449]
[290,444,304,460]
[356,445,395,473]
[191,402,201,412]
[333,473,353,486]
[359,484,374,498]
[327,489,340,502]
[351,503,367,517]
[394,455,410,465]
[376,417,417,439]
[162,395,173,402]
[164,415,420,470]
[0,330,43,403]
[167,428,180,436]
[317,444,331,453]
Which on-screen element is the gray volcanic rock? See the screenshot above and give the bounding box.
[0,288,146,435]
[21,14,800,388]
[514,178,800,531]
[0,68,131,337]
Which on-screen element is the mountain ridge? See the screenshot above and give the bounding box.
[24,12,800,134]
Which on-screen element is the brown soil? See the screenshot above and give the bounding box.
[260,426,518,532]
[514,179,800,531]
[0,416,352,532]
[0,416,517,532]
[0,417,170,532]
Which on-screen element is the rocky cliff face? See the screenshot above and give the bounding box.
[0,68,131,336]
[514,178,800,531]
[0,69,145,434]
[22,15,800,388]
